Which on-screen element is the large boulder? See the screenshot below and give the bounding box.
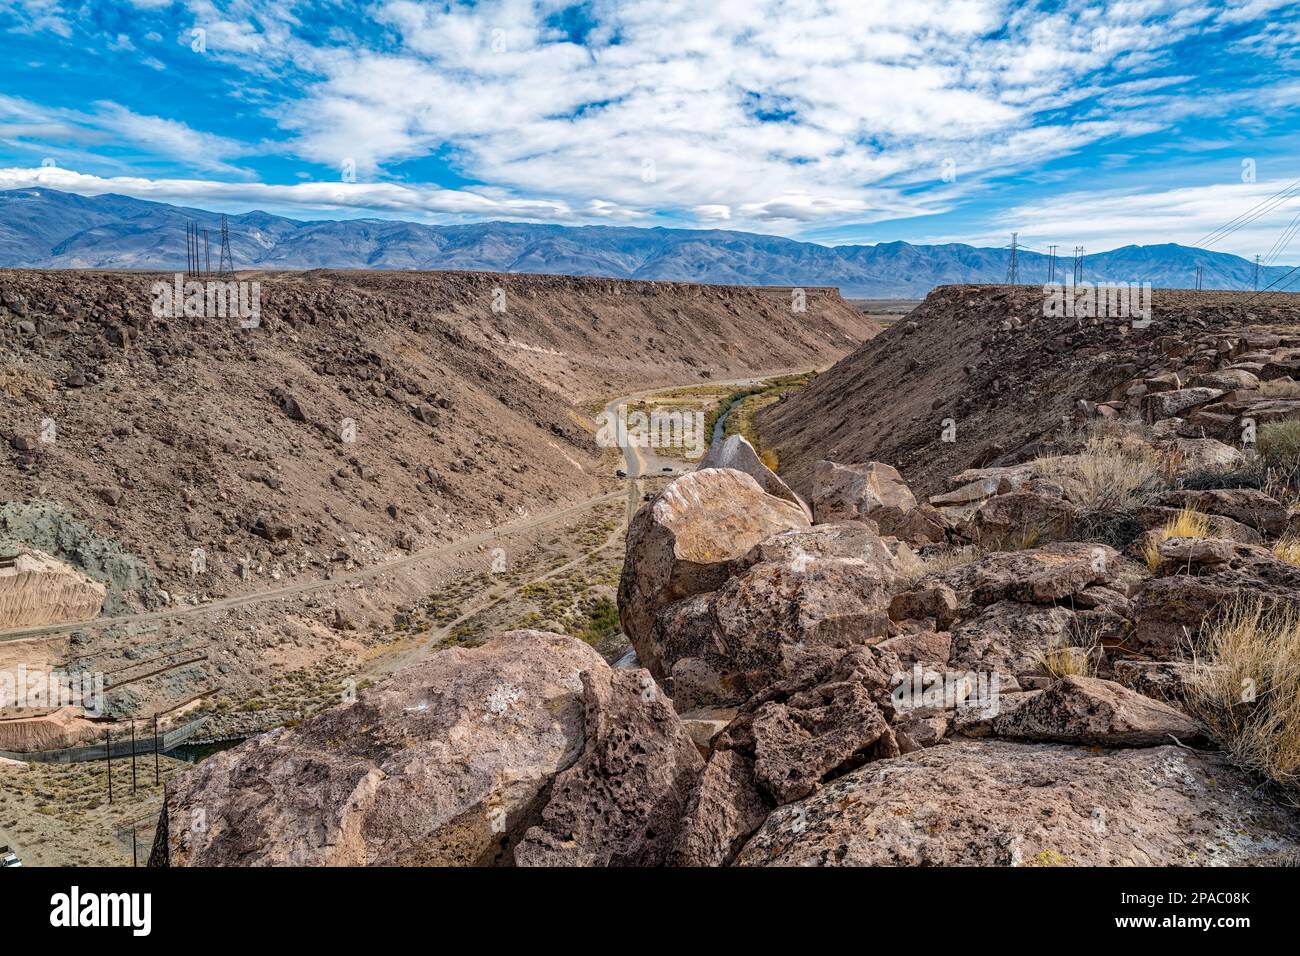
[652,523,910,708]
[963,483,1077,546]
[668,749,773,866]
[151,631,604,866]
[735,740,1300,865]
[513,668,703,866]
[812,460,946,544]
[948,601,1075,682]
[991,676,1202,746]
[927,542,1122,609]
[1136,505,1262,546]
[1165,437,1246,472]
[618,468,810,677]
[1142,387,1224,421]
[699,435,810,518]
[1152,489,1287,536]
[711,645,903,806]
[1131,546,1300,656]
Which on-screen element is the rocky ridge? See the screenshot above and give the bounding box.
[152,419,1300,866]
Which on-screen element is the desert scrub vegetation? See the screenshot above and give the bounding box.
[1186,596,1300,802]
[1141,506,1213,571]
[1036,418,1173,512]
[1274,534,1300,566]
[1258,420,1300,488]
[1038,418,1178,549]
[896,545,984,587]
[1037,617,1104,679]
[1258,378,1300,399]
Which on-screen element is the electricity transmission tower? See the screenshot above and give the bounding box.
[1005,232,1019,284]
[1255,255,1261,291]
[1195,265,1204,291]
[1073,246,1084,283]
[217,214,235,278]
[1047,244,1057,282]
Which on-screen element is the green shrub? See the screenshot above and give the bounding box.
[1258,420,1300,474]
[580,596,620,645]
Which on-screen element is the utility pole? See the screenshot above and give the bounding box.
[106,731,113,804]
[203,228,211,277]
[1047,244,1057,283]
[153,714,160,786]
[1005,232,1020,285]
[130,720,137,793]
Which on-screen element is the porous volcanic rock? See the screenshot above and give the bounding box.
[811,460,946,544]
[668,749,774,866]
[948,601,1074,681]
[513,668,703,866]
[991,676,1202,746]
[1152,489,1288,536]
[617,468,811,677]
[1131,542,1300,656]
[963,484,1077,546]
[712,645,903,806]
[649,522,910,708]
[734,740,1300,866]
[151,631,604,866]
[699,434,810,518]
[927,542,1121,608]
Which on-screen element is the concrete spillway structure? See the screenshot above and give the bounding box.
[0,549,106,631]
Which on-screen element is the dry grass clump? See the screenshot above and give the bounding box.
[1141,506,1212,571]
[1186,596,1300,801]
[1038,617,1103,679]
[1258,377,1300,399]
[1274,535,1300,566]
[1258,420,1300,488]
[896,545,985,587]
[1036,419,1174,513]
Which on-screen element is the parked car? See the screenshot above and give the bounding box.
[0,845,22,867]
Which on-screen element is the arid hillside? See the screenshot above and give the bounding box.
[0,269,875,602]
[759,284,1300,497]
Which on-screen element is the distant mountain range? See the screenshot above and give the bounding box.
[0,188,1292,297]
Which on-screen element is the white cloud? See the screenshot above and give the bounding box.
[155,0,1247,233]
[0,164,592,222]
[5,0,1295,240]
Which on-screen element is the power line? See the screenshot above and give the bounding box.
[1263,206,1300,265]
[1194,178,1300,249]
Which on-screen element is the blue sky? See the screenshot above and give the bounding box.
[2,0,1300,258]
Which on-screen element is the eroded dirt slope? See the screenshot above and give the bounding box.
[0,269,875,601]
[759,284,1300,496]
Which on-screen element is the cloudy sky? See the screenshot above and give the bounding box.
[2,0,1299,257]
